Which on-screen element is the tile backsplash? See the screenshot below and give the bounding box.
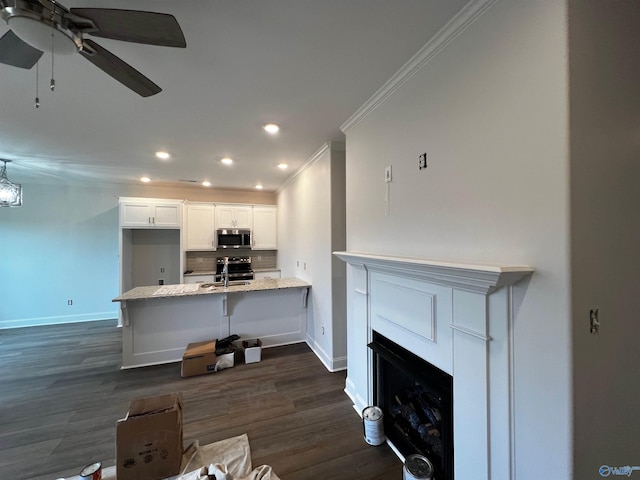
[250,251,277,269]
[185,250,277,272]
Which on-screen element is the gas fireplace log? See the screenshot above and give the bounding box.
[391,403,422,430]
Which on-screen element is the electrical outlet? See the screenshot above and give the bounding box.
[196,257,203,264]
[385,165,392,183]
[159,279,165,285]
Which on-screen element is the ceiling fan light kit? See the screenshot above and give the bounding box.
[9,16,77,54]
[0,160,23,207]
[0,0,186,99]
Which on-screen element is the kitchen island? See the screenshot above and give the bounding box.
[113,278,310,369]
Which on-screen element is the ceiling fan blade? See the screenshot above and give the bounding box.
[79,39,161,97]
[70,9,186,48]
[0,30,43,69]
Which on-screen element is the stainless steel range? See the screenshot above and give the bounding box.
[215,256,254,282]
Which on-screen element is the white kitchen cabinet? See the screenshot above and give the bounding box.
[120,198,183,228]
[215,204,253,229]
[254,270,281,280]
[185,203,216,250]
[184,274,215,284]
[252,206,277,249]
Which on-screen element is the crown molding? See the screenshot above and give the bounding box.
[340,0,500,133]
[277,141,345,194]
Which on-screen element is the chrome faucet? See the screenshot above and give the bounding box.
[222,258,229,287]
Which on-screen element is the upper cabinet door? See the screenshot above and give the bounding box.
[185,204,216,250]
[252,206,277,250]
[120,202,153,227]
[233,206,253,229]
[215,206,236,228]
[153,204,182,227]
[119,198,183,228]
[215,205,253,229]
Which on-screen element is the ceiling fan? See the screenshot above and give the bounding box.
[0,0,186,97]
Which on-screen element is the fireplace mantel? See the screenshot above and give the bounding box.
[335,251,534,480]
[333,251,533,294]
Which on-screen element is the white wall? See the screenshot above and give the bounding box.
[330,148,347,360]
[342,1,572,478]
[0,184,120,327]
[278,143,347,370]
[0,183,275,328]
[569,1,640,477]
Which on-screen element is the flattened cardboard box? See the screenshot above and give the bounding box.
[116,393,183,480]
[181,339,217,377]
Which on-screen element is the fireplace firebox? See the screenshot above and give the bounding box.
[369,331,453,480]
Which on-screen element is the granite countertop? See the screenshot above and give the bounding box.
[113,277,310,302]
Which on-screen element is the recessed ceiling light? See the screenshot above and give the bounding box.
[202,181,211,187]
[263,123,280,134]
[277,163,288,170]
[140,177,151,183]
[221,158,234,165]
[255,184,264,190]
[155,151,170,160]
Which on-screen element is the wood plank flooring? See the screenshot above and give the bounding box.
[0,320,401,479]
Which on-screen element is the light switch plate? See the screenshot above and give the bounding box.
[385,166,392,183]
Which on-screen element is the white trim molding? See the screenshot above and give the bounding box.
[340,0,500,133]
[277,141,345,194]
[333,251,533,294]
[0,311,118,329]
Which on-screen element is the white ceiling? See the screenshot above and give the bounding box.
[0,0,468,191]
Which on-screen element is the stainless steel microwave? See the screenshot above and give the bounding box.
[216,229,251,249]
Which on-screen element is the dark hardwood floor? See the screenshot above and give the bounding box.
[0,320,401,479]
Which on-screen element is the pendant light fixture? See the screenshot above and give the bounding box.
[0,160,23,207]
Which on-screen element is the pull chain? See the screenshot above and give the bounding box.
[50,26,55,92]
[35,61,40,108]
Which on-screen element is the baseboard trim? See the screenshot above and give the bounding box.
[0,312,118,329]
[305,334,347,373]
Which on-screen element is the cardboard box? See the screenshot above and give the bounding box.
[181,339,217,377]
[116,393,183,480]
[242,339,263,363]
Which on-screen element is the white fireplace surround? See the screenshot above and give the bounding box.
[334,251,534,480]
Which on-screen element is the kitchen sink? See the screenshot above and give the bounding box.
[215,280,252,287]
[200,280,252,289]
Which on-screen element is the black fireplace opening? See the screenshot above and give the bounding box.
[369,331,453,480]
